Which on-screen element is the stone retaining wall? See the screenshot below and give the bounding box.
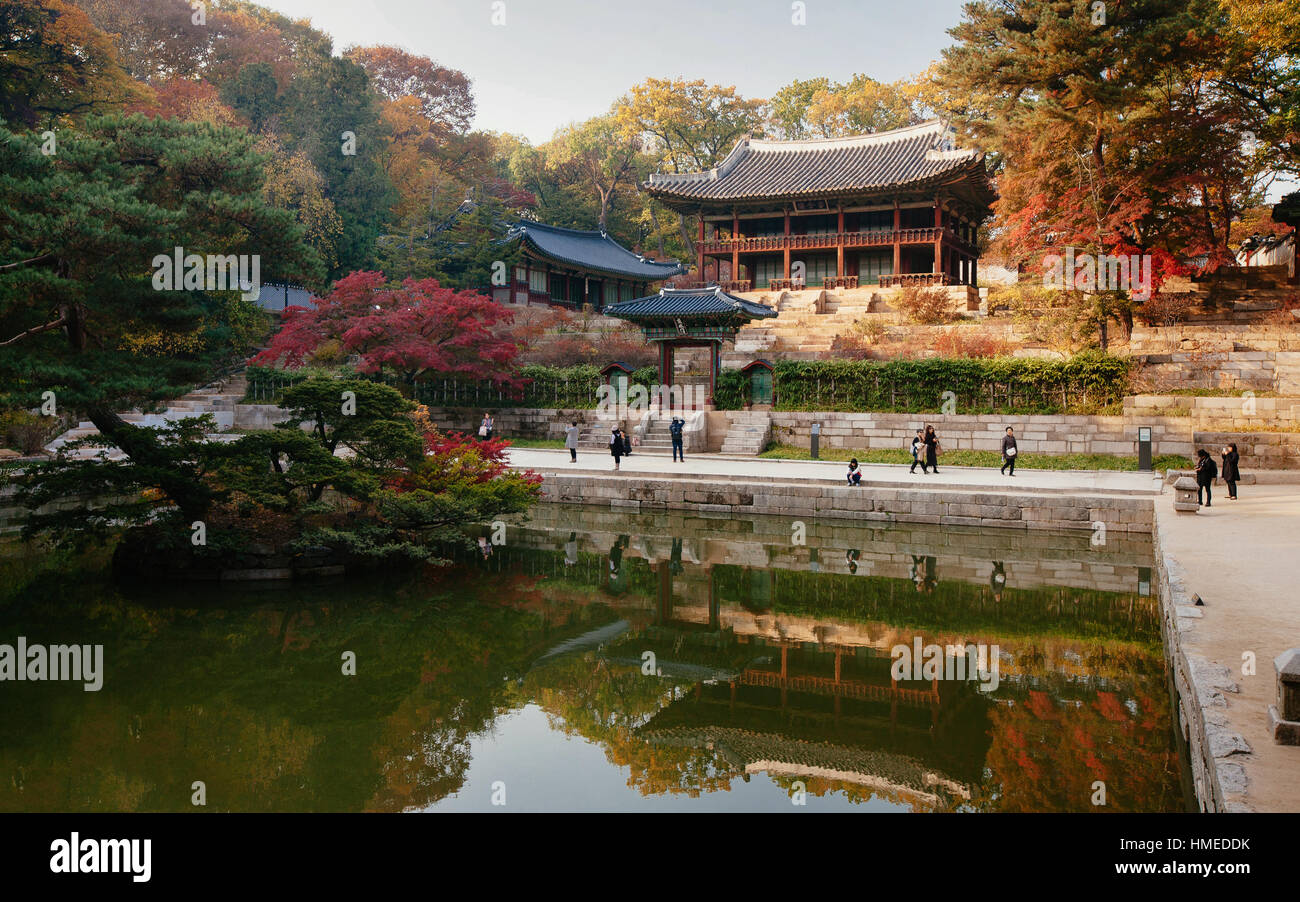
[763,411,1193,458]
[538,473,1155,533]
[1124,393,1300,429]
[1193,430,1300,469]
[1129,325,1300,392]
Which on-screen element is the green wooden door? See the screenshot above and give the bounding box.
[750,368,773,405]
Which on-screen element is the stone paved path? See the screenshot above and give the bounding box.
[505,448,1165,497]
[1156,486,1300,811]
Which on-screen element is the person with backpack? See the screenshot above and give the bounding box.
[1195,448,1218,507]
[1000,427,1018,476]
[669,417,685,462]
[908,429,924,474]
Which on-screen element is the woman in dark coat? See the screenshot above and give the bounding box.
[1221,443,1241,500]
[923,425,940,474]
[1194,448,1218,507]
[610,427,624,471]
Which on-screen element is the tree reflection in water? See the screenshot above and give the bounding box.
[0,507,1190,812]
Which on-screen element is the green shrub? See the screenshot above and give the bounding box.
[756,351,1131,414]
[1,409,58,454]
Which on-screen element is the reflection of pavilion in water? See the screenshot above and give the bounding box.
[612,572,992,810]
[453,507,1178,811]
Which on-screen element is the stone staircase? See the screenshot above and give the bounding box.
[720,287,901,366]
[719,411,772,455]
[46,373,248,459]
[576,409,707,455]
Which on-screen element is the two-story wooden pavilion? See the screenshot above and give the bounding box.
[494,220,683,310]
[644,120,996,292]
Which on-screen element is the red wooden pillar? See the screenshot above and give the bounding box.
[731,211,740,285]
[933,198,943,276]
[783,209,792,279]
[707,341,718,406]
[697,218,705,285]
[836,207,845,277]
[892,200,901,276]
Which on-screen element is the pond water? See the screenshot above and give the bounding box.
[0,505,1192,812]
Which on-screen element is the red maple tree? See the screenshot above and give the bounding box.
[253,271,521,384]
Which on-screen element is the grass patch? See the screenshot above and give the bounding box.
[503,437,565,449]
[758,442,1191,472]
[1153,388,1288,398]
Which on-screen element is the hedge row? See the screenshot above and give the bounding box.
[763,352,1131,414]
[247,353,1132,415]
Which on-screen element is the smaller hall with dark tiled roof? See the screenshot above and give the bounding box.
[645,120,996,292]
[494,220,683,310]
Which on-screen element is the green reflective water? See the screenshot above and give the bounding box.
[0,505,1192,812]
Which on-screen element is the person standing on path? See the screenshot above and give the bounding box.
[909,429,924,474]
[1000,427,1018,476]
[610,426,624,471]
[479,413,494,441]
[923,425,940,474]
[670,417,685,462]
[1195,448,1217,507]
[565,420,580,462]
[1221,442,1240,500]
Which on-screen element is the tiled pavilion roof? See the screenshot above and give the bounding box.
[603,286,778,324]
[502,221,683,280]
[645,120,995,211]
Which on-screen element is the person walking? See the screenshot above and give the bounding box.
[1195,448,1218,507]
[846,457,862,486]
[1000,427,1018,476]
[923,425,940,474]
[565,420,580,462]
[909,429,924,474]
[610,426,624,471]
[479,412,494,441]
[669,416,685,462]
[1221,442,1240,500]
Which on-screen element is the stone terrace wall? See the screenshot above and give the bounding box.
[1124,394,1300,429]
[1129,325,1300,392]
[539,473,1155,534]
[761,411,1194,459]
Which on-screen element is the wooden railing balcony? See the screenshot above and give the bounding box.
[672,279,751,292]
[698,228,945,255]
[877,273,954,289]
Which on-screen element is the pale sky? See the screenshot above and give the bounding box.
[253,0,971,144]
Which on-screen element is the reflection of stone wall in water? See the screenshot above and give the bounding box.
[0,506,1187,813]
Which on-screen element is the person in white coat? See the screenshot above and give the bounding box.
[565,421,580,462]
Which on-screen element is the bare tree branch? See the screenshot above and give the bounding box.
[0,314,67,347]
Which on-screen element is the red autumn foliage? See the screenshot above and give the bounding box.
[254,271,521,384]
